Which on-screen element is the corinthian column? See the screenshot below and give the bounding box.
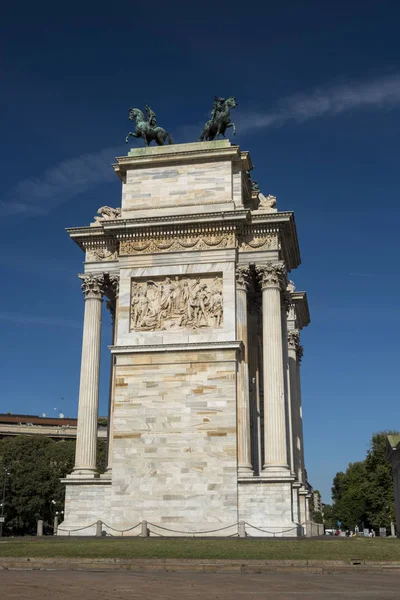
[236,266,253,477]
[256,263,290,476]
[73,274,104,477]
[288,329,301,481]
[296,345,306,484]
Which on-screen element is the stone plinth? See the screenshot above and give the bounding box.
[61,140,311,537]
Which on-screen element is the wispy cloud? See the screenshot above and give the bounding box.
[4,73,400,218]
[0,313,81,328]
[2,144,125,217]
[237,73,400,132]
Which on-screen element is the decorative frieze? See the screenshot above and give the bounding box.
[120,233,235,255]
[239,232,280,253]
[86,246,119,262]
[130,275,223,331]
[79,274,105,300]
[255,263,286,291]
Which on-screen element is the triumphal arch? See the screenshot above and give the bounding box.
[61,137,311,536]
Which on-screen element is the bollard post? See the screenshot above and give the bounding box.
[37,519,43,537]
[141,520,149,537]
[96,520,102,537]
[238,521,246,538]
[53,515,58,536]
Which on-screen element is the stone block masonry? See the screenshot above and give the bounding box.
[111,349,238,532]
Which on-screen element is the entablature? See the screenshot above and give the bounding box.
[67,209,300,271]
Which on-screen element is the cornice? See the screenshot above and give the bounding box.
[113,145,253,180]
[110,341,243,354]
[291,292,310,329]
[103,210,249,231]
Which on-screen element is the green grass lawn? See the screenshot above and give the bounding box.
[0,537,399,561]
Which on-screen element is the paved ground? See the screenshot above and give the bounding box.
[1,570,400,599]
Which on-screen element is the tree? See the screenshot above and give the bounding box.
[364,433,396,529]
[332,461,368,529]
[0,436,107,535]
[322,503,336,528]
[331,431,398,530]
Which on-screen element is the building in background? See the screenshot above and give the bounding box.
[0,414,107,440]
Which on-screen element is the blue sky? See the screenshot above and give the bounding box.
[1,1,400,501]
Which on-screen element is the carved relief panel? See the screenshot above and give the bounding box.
[130,274,223,331]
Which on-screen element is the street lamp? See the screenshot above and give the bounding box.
[0,468,10,537]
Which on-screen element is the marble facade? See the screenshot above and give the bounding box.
[61,140,311,536]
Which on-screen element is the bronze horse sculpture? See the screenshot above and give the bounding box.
[200,96,238,141]
[126,105,173,146]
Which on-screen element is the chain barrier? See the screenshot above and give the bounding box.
[147,521,238,535]
[57,522,97,534]
[55,519,303,537]
[245,522,298,535]
[147,527,163,537]
[102,522,141,536]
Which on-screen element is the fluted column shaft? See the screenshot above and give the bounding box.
[248,296,262,475]
[281,299,294,475]
[73,275,104,476]
[296,346,306,484]
[288,329,301,481]
[236,266,253,476]
[256,263,289,474]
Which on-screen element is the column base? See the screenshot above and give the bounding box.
[69,468,100,479]
[261,465,292,479]
[238,465,254,477]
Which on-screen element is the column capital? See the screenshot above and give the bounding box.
[79,274,105,300]
[288,329,300,351]
[255,262,286,291]
[106,274,120,298]
[297,345,304,363]
[236,265,251,291]
[104,274,119,325]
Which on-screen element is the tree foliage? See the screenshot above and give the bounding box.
[331,431,397,530]
[0,436,107,536]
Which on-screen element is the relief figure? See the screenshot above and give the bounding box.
[130,275,223,331]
